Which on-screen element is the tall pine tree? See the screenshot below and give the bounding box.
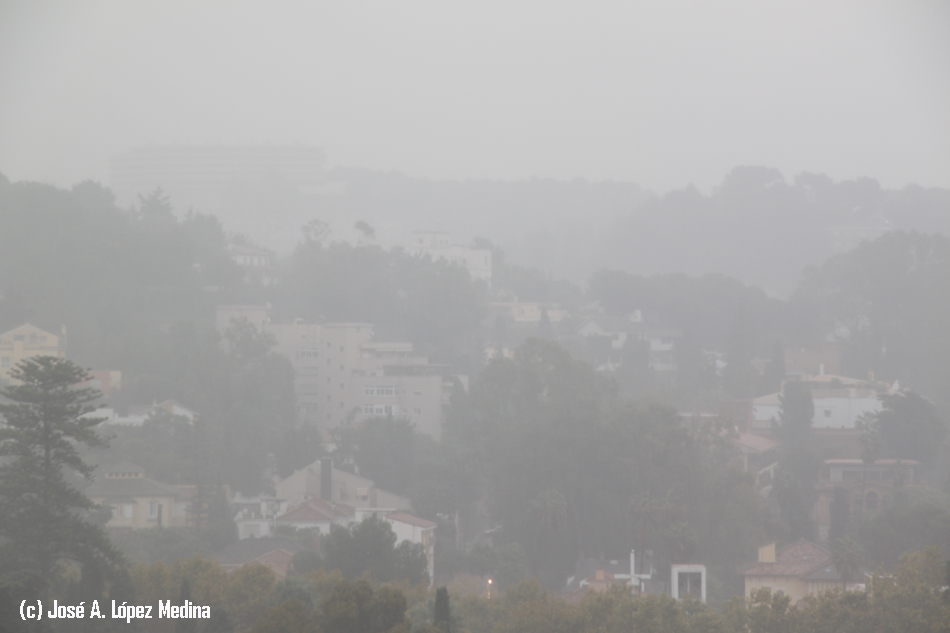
[0,357,123,584]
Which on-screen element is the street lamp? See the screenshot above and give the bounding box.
[487,578,492,600]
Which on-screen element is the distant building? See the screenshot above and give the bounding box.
[276,497,355,536]
[352,509,436,586]
[275,458,411,512]
[408,231,492,285]
[213,538,307,578]
[0,324,64,382]
[229,244,274,269]
[85,462,196,529]
[90,399,197,426]
[742,540,864,604]
[232,493,286,540]
[266,321,463,437]
[750,378,885,431]
[813,458,921,542]
[110,144,324,207]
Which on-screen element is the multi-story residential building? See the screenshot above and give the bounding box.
[0,324,65,382]
[266,321,460,437]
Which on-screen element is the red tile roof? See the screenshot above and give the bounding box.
[278,498,354,523]
[743,540,833,578]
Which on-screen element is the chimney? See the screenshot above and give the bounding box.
[320,458,332,501]
[630,549,636,577]
[758,543,776,563]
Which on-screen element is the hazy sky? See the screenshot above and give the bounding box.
[1,0,948,193]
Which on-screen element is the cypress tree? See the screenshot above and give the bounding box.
[434,586,451,633]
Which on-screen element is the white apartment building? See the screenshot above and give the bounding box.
[408,231,492,285]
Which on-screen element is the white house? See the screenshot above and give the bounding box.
[751,383,883,431]
[408,231,492,285]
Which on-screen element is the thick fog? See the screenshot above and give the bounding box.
[3,2,950,629]
[1,1,948,192]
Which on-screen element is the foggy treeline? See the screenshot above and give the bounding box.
[2,165,950,632]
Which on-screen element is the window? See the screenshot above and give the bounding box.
[865,491,879,512]
[13,334,24,342]
[1,357,9,369]
[365,386,397,397]
[413,390,422,397]
[124,504,133,518]
[112,505,121,519]
[340,346,345,352]
[149,502,160,519]
[413,407,422,415]
[40,336,47,343]
[824,410,832,418]
[29,334,37,343]
[327,377,332,382]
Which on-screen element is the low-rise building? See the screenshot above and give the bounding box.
[742,540,863,604]
[213,538,307,578]
[276,497,355,535]
[85,462,194,529]
[275,458,411,512]
[750,380,884,431]
[813,459,921,542]
[0,324,64,382]
[409,231,492,285]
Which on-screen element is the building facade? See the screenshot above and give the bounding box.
[0,324,64,382]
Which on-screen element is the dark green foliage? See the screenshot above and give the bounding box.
[347,416,417,495]
[285,240,488,366]
[829,486,851,545]
[251,600,319,633]
[760,340,787,396]
[320,580,407,633]
[776,381,814,449]
[0,357,124,583]
[791,231,950,406]
[868,391,947,471]
[291,550,325,576]
[450,338,762,588]
[0,180,243,365]
[433,586,451,632]
[324,518,428,585]
[855,491,950,569]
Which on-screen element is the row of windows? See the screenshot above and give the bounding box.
[362,405,423,416]
[5,334,49,344]
[363,386,425,397]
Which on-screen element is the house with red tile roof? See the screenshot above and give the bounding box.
[276,497,355,535]
[743,540,864,604]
